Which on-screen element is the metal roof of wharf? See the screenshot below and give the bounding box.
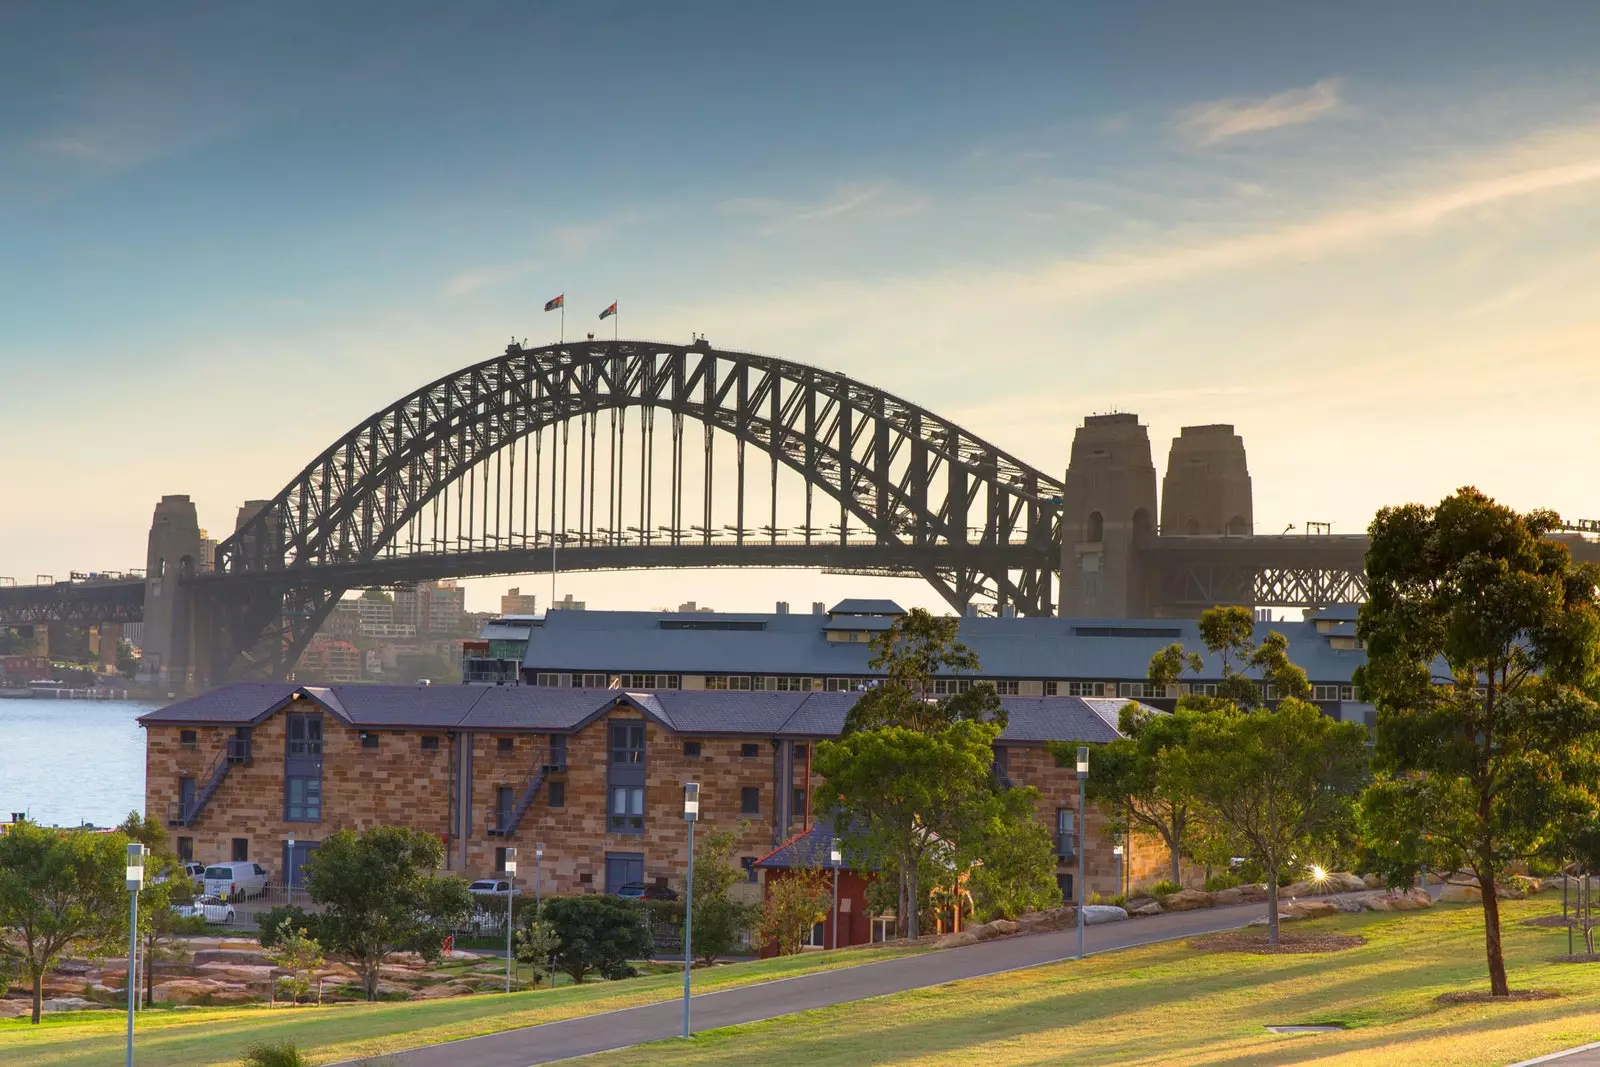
[518,600,1371,683]
[138,684,1133,744]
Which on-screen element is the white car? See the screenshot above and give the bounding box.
[203,861,269,901]
[172,897,236,925]
[151,860,207,890]
[468,878,512,898]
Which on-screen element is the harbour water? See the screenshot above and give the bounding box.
[0,698,153,827]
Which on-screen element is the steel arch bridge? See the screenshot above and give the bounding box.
[206,339,1064,681]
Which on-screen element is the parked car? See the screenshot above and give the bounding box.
[617,881,678,901]
[172,897,236,925]
[468,878,512,898]
[151,860,206,890]
[203,861,269,900]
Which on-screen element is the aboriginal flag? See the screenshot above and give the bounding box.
[599,301,617,320]
[544,294,564,311]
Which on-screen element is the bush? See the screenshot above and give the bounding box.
[256,906,321,948]
[1088,891,1126,908]
[1148,879,1182,897]
[541,895,654,983]
[1203,871,1244,892]
[242,1041,312,1067]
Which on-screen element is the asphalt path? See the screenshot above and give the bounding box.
[356,899,1289,1067]
[1513,1045,1600,1067]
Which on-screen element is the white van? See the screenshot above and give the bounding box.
[203,861,269,900]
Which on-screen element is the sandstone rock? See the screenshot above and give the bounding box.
[192,948,270,967]
[1130,899,1164,917]
[153,978,256,1006]
[1082,905,1129,925]
[1363,873,1385,889]
[41,996,104,1013]
[0,999,31,1019]
[1282,900,1339,921]
[195,963,280,986]
[1329,872,1369,893]
[1238,884,1269,903]
[1439,883,1481,904]
[934,930,980,949]
[1160,889,1213,912]
[1387,887,1433,911]
[985,919,1020,937]
[1015,907,1074,933]
[1210,888,1246,907]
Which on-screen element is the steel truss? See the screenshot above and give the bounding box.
[0,581,146,627]
[209,340,1065,680]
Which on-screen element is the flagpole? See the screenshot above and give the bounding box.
[560,303,565,345]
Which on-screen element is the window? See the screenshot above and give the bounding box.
[604,852,644,894]
[497,737,514,753]
[932,678,974,695]
[286,776,322,822]
[494,846,508,872]
[360,731,379,749]
[805,921,827,948]
[549,734,568,768]
[659,619,767,631]
[610,723,645,764]
[741,743,760,758]
[609,786,645,832]
[1067,681,1106,697]
[1265,684,1279,701]
[1312,684,1344,701]
[793,744,807,758]
[286,712,322,757]
[548,780,566,808]
[1057,872,1074,901]
[177,836,193,862]
[1055,808,1076,860]
[1074,626,1181,639]
[741,857,758,883]
[683,741,702,758]
[871,916,896,943]
[793,787,806,821]
[1341,685,1356,702]
[231,838,249,862]
[421,735,440,752]
[824,677,856,692]
[617,673,680,690]
[774,676,815,692]
[1118,682,1174,699]
[179,729,197,748]
[1182,683,1219,697]
[741,787,761,815]
[993,680,1019,696]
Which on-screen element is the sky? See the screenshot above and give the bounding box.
[2,1,1599,615]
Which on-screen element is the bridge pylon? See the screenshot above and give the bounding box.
[1058,414,1158,617]
[141,495,202,692]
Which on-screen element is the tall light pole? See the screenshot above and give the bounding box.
[682,782,699,1040]
[503,847,517,993]
[830,840,842,950]
[1076,745,1089,962]
[125,842,146,1067]
[535,842,544,909]
[286,832,295,909]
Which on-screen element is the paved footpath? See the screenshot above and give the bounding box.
[352,900,1284,1067]
[1512,1044,1600,1067]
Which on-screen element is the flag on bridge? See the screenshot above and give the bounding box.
[599,301,617,320]
[544,294,564,311]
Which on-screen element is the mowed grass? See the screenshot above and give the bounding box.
[0,943,924,1067]
[587,899,1600,1067]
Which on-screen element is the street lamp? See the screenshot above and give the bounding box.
[535,842,544,909]
[503,848,517,993]
[125,842,146,1067]
[286,832,296,908]
[682,782,700,1040]
[1076,746,1089,962]
[830,840,842,950]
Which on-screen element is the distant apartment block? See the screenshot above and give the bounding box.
[501,587,540,616]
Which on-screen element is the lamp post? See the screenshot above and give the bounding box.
[286,832,295,908]
[682,782,699,1040]
[1075,745,1089,962]
[125,842,146,1067]
[830,840,842,950]
[503,848,517,993]
[535,842,544,909]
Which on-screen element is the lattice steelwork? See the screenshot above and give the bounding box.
[208,340,1065,680]
[0,580,146,626]
[1154,561,1368,611]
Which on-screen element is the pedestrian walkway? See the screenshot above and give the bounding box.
[1509,1043,1600,1066]
[343,899,1282,1067]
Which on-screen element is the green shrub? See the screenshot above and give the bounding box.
[242,1041,312,1067]
[1148,879,1181,897]
[1203,871,1243,892]
[256,906,321,948]
[1088,891,1126,908]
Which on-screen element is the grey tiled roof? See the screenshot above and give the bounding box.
[828,599,905,616]
[138,684,1147,744]
[756,818,851,870]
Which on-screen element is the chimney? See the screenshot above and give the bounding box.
[776,601,789,615]
[812,601,825,616]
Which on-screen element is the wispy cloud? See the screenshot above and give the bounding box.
[1176,78,1345,146]
[441,258,541,298]
[721,182,930,235]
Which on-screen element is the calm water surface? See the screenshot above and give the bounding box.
[0,699,154,827]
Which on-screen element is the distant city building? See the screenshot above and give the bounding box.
[501,587,540,615]
[675,601,715,613]
[357,595,395,626]
[462,614,541,685]
[300,638,362,682]
[395,580,469,635]
[360,621,417,639]
[549,593,585,612]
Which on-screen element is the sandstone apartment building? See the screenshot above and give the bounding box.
[140,683,1164,903]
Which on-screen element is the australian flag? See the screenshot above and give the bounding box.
[599,301,617,320]
[544,294,564,311]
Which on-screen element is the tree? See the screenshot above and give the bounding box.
[816,721,999,939]
[756,867,832,956]
[118,811,205,1008]
[115,641,140,678]
[301,826,472,1000]
[540,895,654,984]
[686,824,758,964]
[844,608,1005,733]
[513,906,561,988]
[1186,700,1369,944]
[0,821,130,1023]
[1189,606,1313,708]
[264,921,325,1004]
[1068,701,1201,887]
[964,787,1062,920]
[1355,488,1600,995]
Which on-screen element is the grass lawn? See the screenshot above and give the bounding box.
[0,943,924,1067]
[586,898,1600,1067]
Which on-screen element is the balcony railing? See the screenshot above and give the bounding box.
[1055,833,1077,861]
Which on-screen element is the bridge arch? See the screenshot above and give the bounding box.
[211,340,1064,679]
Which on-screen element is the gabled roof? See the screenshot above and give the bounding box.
[755,818,850,870]
[828,599,905,616]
